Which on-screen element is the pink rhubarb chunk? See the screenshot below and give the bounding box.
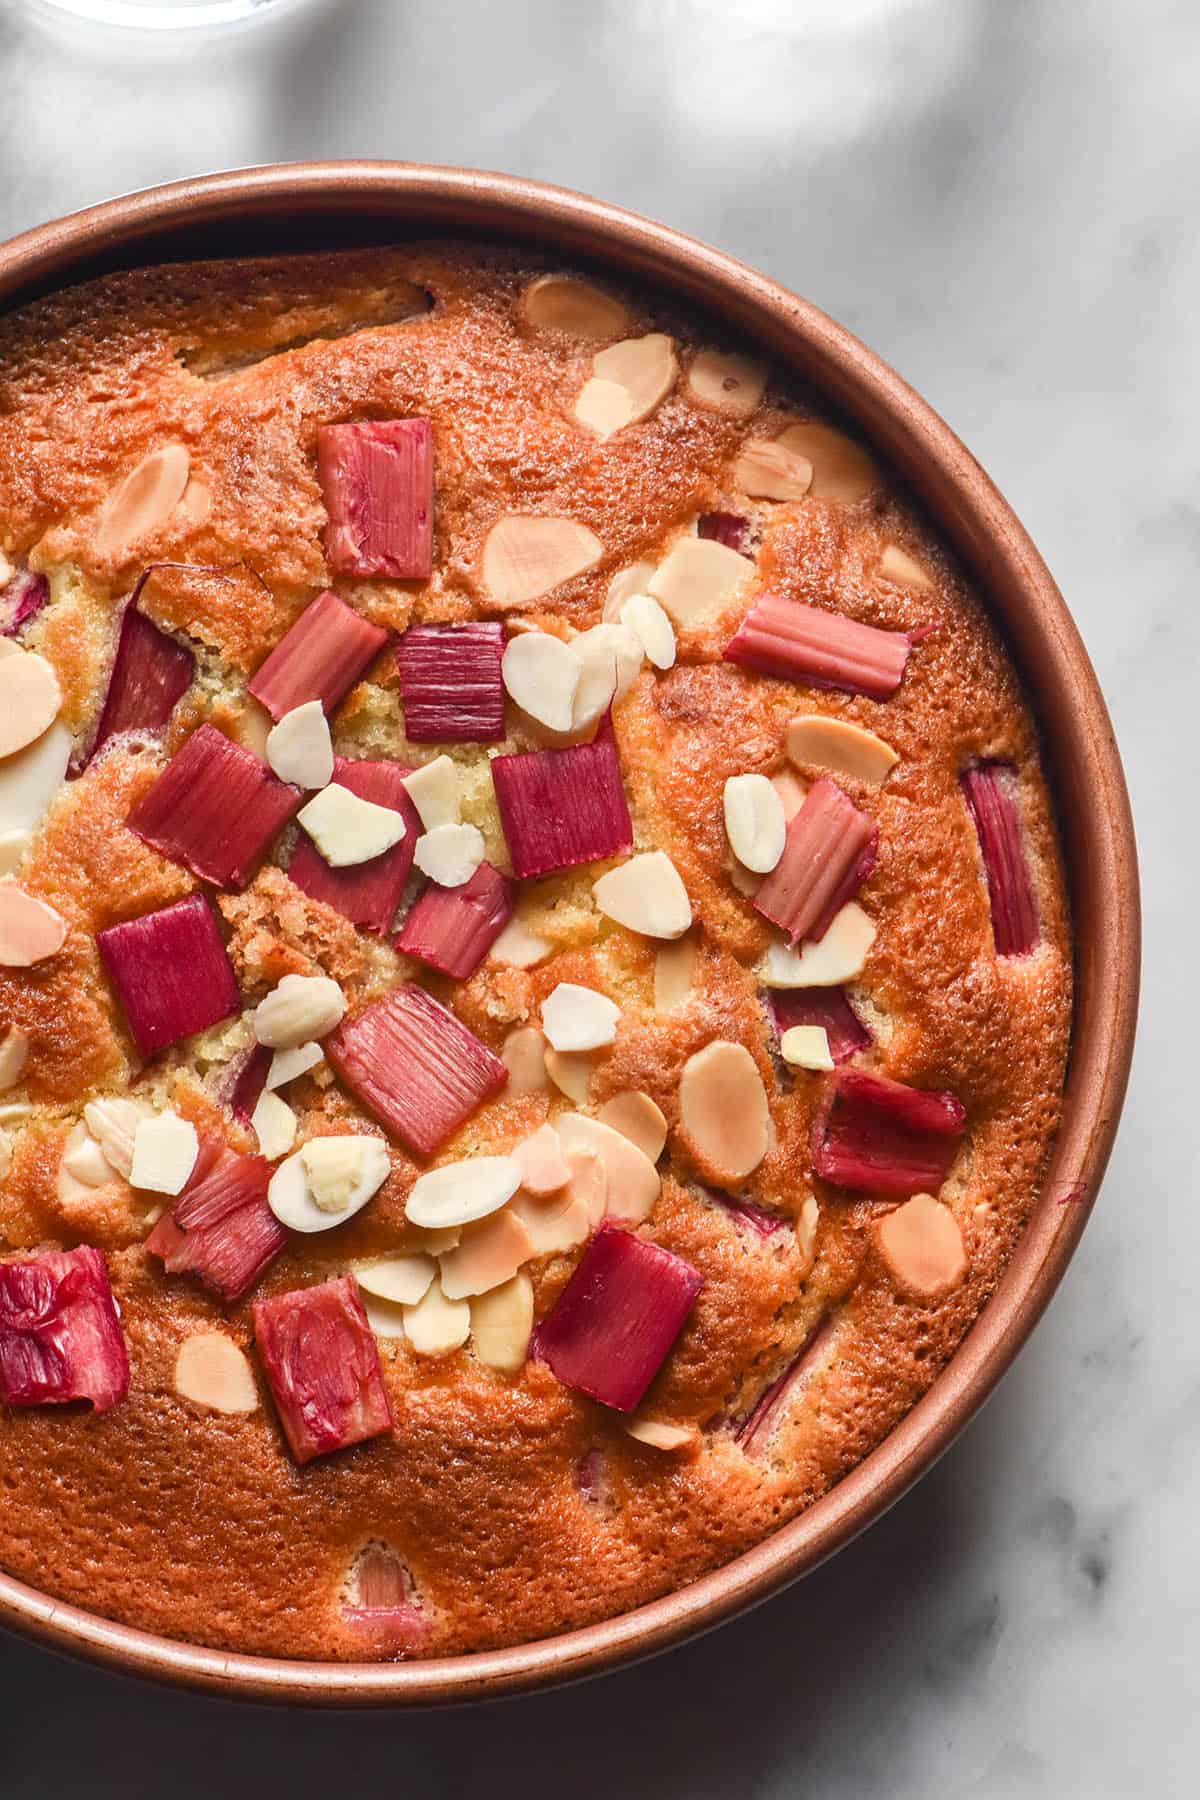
[725,592,911,700]
[253,1276,394,1465]
[318,419,434,580]
[736,1315,832,1457]
[288,757,419,935]
[81,575,195,769]
[224,1043,272,1126]
[395,860,515,979]
[247,590,390,722]
[128,723,301,890]
[754,776,877,946]
[697,511,749,552]
[327,982,508,1157]
[706,1188,788,1239]
[961,761,1039,956]
[0,568,50,638]
[397,621,505,743]
[491,727,633,880]
[769,985,872,1065]
[811,1068,966,1197]
[531,1222,703,1413]
[146,1137,286,1303]
[342,1546,430,1653]
[97,892,241,1057]
[0,1246,129,1413]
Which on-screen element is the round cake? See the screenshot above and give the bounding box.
[0,244,1071,1661]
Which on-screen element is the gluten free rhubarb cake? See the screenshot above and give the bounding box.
[0,245,1070,1661]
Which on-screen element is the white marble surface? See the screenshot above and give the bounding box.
[0,0,1186,1791]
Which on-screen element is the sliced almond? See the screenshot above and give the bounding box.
[403,1277,471,1357]
[512,1122,571,1197]
[129,1111,199,1195]
[0,1135,10,1182]
[501,1024,549,1092]
[0,882,66,967]
[266,700,334,789]
[413,821,485,887]
[0,831,32,878]
[489,913,553,969]
[597,1090,668,1163]
[0,652,62,760]
[502,630,581,731]
[568,629,619,731]
[362,1292,411,1339]
[482,515,603,608]
[0,719,70,835]
[555,1113,660,1224]
[878,543,933,590]
[686,349,766,418]
[798,1193,820,1263]
[354,1254,436,1308]
[575,334,677,438]
[298,783,407,867]
[544,1046,599,1104]
[173,1331,258,1414]
[251,1090,298,1161]
[266,1040,324,1090]
[60,1120,117,1193]
[439,1208,535,1299]
[405,1154,522,1230]
[235,698,273,759]
[0,1026,28,1090]
[301,1136,390,1214]
[779,1025,834,1072]
[786,715,898,786]
[604,560,658,622]
[94,443,190,558]
[648,536,753,629]
[584,621,644,702]
[733,437,813,501]
[563,1146,608,1225]
[176,475,212,528]
[253,973,346,1048]
[470,1271,534,1371]
[510,1174,596,1255]
[759,901,876,987]
[723,773,786,874]
[520,274,629,340]
[777,421,877,503]
[542,981,620,1052]
[402,755,460,830]
[771,766,808,821]
[593,850,692,940]
[876,1193,967,1301]
[620,594,676,670]
[624,1417,699,1453]
[573,377,635,437]
[81,1096,150,1180]
[654,934,697,1012]
[678,1041,770,1181]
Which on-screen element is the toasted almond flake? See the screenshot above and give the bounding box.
[482,516,603,608]
[0,719,70,837]
[94,443,191,558]
[268,1136,389,1231]
[565,1146,609,1224]
[353,1254,437,1308]
[82,1097,151,1179]
[362,1293,410,1339]
[544,1046,598,1104]
[686,349,767,418]
[0,652,62,760]
[579,333,678,438]
[489,913,553,968]
[798,1193,820,1262]
[440,1209,535,1299]
[413,821,485,887]
[597,1090,668,1163]
[573,376,637,437]
[568,630,619,731]
[876,1193,968,1300]
[266,1040,324,1090]
[252,1090,298,1161]
[780,1025,834,1072]
[266,700,334,789]
[0,1102,32,1125]
[403,1277,471,1356]
[253,973,347,1048]
[235,698,273,759]
[129,1111,199,1195]
[604,560,658,622]
[786,715,898,786]
[648,536,754,629]
[593,850,692,940]
[298,783,407,868]
[555,1112,660,1224]
[501,630,581,731]
[0,882,66,967]
[177,475,212,527]
[542,982,621,1052]
[0,831,32,877]
[407,1223,462,1254]
[759,901,876,987]
[0,1026,28,1090]
[512,1123,571,1197]
[771,767,808,821]
[511,1175,596,1254]
[520,274,630,340]
[0,641,20,662]
[878,543,934,590]
[654,934,697,1012]
[776,421,877,503]
[620,594,676,669]
[470,1271,534,1371]
[501,1024,550,1092]
[624,1417,699,1453]
[406,1154,522,1230]
[401,755,460,830]
[173,1331,258,1414]
[723,773,786,874]
[733,437,814,501]
[60,1121,117,1191]
[679,1041,770,1181]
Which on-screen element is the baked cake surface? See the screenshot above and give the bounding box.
[0,244,1070,1660]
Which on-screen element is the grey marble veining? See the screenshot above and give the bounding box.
[0,1,1189,1794]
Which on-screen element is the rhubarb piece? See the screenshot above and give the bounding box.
[697,510,749,552]
[531,1222,703,1412]
[97,893,240,1056]
[342,1546,429,1652]
[492,732,632,879]
[754,777,877,946]
[593,849,692,938]
[0,1246,128,1412]
[247,590,390,722]
[678,1041,771,1182]
[0,649,61,758]
[725,593,911,700]
[288,758,419,935]
[318,418,434,580]
[128,724,301,889]
[769,986,872,1065]
[254,1276,393,1464]
[147,1140,286,1302]
[226,1043,272,1125]
[0,568,49,637]
[396,860,515,979]
[327,983,508,1157]
[960,761,1039,957]
[724,773,786,874]
[736,1315,832,1456]
[398,621,505,743]
[83,586,195,768]
[876,1192,968,1301]
[811,1069,966,1197]
[706,1188,787,1238]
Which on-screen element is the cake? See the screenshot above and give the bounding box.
[0,244,1071,1660]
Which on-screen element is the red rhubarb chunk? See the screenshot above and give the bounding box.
[253,1276,393,1465]
[225,1043,272,1126]
[146,1138,285,1303]
[82,582,195,768]
[247,590,390,723]
[705,1188,788,1238]
[769,985,872,1065]
[0,1246,128,1413]
[530,1222,704,1413]
[0,568,50,638]
[318,419,434,581]
[697,511,749,552]
[327,983,507,1157]
[491,730,633,880]
[128,723,301,890]
[396,861,515,979]
[811,1069,966,1197]
[397,621,505,743]
[961,761,1039,957]
[342,1546,430,1653]
[97,892,241,1057]
[736,1315,832,1457]
[725,592,911,700]
[288,757,419,935]
[754,776,877,946]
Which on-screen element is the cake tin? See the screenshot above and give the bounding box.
[0,162,1140,1706]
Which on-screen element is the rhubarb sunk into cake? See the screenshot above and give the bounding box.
[0,245,1071,1661]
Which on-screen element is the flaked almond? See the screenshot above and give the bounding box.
[780,1025,834,1072]
[759,901,876,987]
[361,1293,410,1339]
[777,421,878,502]
[520,275,629,340]
[555,1112,660,1224]
[268,1136,390,1230]
[733,437,813,501]
[405,1154,521,1230]
[470,1271,534,1371]
[542,981,620,1052]
[604,560,657,622]
[354,1254,436,1308]
[512,1123,571,1197]
[679,1041,770,1181]
[404,1276,471,1356]
[593,849,692,939]
[771,766,808,821]
[0,831,31,878]
[298,783,407,867]
[624,1417,699,1453]
[129,1111,199,1195]
[501,1024,549,1092]
[511,1170,596,1254]
[0,1135,9,1182]
[174,1331,258,1415]
[573,377,635,437]
[0,882,66,966]
[482,515,603,608]
[568,629,619,731]
[876,1193,968,1301]
[0,1026,28,1091]
[575,334,677,438]
[878,543,933,590]
[235,698,273,759]
[798,1193,820,1263]
[94,443,190,558]
[786,715,898,786]
[266,700,334,789]
[580,621,643,701]
[686,349,766,418]
[413,821,485,887]
[251,1090,298,1161]
[597,1090,668,1163]
[253,972,346,1048]
[563,1146,608,1225]
[402,754,460,830]
[82,1096,152,1179]
[440,1208,535,1299]
[0,718,70,834]
[502,630,581,731]
[176,475,212,528]
[620,593,676,670]
[266,1039,324,1090]
[59,1120,117,1195]
[723,773,786,874]
[489,913,553,968]
[544,1046,599,1104]
[0,651,62,759]
[648,536,753,629]
[654,934,697,1012]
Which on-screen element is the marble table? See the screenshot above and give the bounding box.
[0,1,1185,1792]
